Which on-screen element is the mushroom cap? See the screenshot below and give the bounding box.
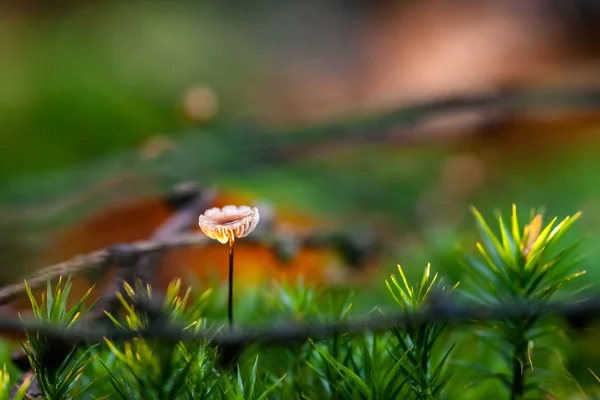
[198,205,260,244]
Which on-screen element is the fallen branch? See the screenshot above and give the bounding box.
[0,207,376,307]
[0,294,596,348]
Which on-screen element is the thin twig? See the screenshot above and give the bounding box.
[0,295,598,348]
[90,186,217,317]
[0,234,204,307]
[0,230,370,307]
[218,85,600,170]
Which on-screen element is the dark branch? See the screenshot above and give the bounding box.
[0,294,598,348]
[92,185,217,316]
[0,229,373,308]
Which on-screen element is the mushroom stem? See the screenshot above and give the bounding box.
[228,240,235,329]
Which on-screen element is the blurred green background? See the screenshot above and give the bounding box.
[3,2,600,295]
[3,0,600,306]
[3,0,600,393]
[0,2,258,179]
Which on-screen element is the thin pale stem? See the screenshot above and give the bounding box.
[228,240,235,329]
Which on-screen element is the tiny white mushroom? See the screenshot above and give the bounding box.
[198,205,260,328]
[198,205,260,244]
